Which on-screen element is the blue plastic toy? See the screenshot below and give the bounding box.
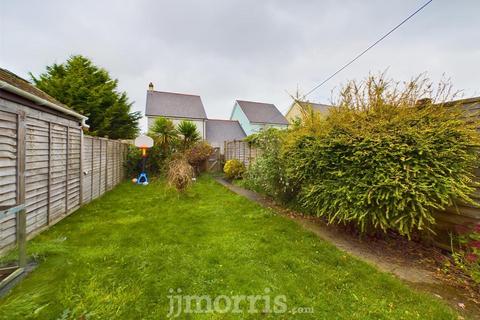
[137,172,148,184]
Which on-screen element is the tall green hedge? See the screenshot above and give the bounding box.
[286,103,479,236]
[246,75,480,237]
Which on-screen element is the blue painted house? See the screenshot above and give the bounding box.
[229,100,289,136]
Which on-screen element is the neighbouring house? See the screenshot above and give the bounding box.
[205,119,246,152]
[145,83,207,138]
[285,100,333,123]
[229,100,289,136]
[446,96,480,116]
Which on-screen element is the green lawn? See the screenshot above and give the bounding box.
[0,176,457,319]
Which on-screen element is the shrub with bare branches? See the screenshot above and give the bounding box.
[167,155,194,192]
[186,141,214,174]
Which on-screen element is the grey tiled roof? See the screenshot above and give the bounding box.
[297,100,332,114]
[146,90,207,119]
[235,100,288,125]
[206,119,246,142]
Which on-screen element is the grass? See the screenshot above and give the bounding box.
[0,176,458,319]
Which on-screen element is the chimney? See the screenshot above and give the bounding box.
[148,82,154,91]
[415,98,432,108]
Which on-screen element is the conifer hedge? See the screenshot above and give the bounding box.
[280,75,480,237]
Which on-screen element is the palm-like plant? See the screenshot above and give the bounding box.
[177,120,201,149]
[149,117,178,150]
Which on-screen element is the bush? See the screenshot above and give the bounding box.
[244,128,293,200]
[284,74,480,237]
[167,155,194,192]
[125,143,167,178]
[125,145,142,178]
[186,141,214,174]
[223,159,245,180]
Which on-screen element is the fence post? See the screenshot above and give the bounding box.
[79,127,84,206]
[249,143,252,167]
[113,142,116,185]
[115,141,120,185]
[233,140,236,159]
[236,140,238,160]
[47,122,52,225]
[104,140,108,191]
[98,138,102,197]
[112,141,116,185]
[243,141,246,165]
[122,143,124,179]
[65,126,70,214]
[16,112,27,268]
[90,138,94,201]
[115,142,117,184]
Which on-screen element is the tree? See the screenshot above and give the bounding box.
[30,55,141,139]
[149,117,178,150]
[177,120,201,149]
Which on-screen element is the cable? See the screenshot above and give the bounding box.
[302,0,434,99]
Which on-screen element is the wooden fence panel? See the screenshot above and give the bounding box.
[116,142,121,185]
[112,142,117,187]
[106,141,113,191]
[100,139,107,196]
[224,140,260,167]
[0,110,17,251]
[82,137,93,203]
[91,138,102,200]
[25,116,50,234]
[49,124,67,223]
[67,128,81,211]
[81,137,127,206]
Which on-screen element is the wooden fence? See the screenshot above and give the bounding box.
[82,137,127,204]
[434,98,480,245]
[207,147,222,172]
[0,105,127,254]
[224,140,260,167]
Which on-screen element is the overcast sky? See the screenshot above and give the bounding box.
[1,0,479,131]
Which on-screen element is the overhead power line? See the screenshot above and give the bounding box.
[302,0,434,99]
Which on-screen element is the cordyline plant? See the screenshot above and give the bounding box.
[149,117,178,151]
[177,120,201,149]
[284,73,480,237]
